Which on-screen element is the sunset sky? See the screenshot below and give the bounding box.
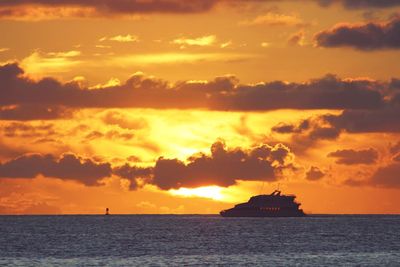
[1,0,400,215]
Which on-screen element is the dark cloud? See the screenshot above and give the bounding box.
[0,105,71,121]
[272,117,341,144]
[113,164,152,190]
[390,79,400,90]
[0,63,390,119]
[0,0,218,16]
[84,130,134,142]
[271,116,346,155]
[85,131,104,141]
[287,31,305,46]
[0,141,296,191]
[344,161,400,188]
[318,0,400,9]
[273,101,400,147]
[0,0,398,19]
[323,106,400,133]
[214,74,384,110]
[306,166,325,181]
[328,148,378,165]
[272,120,310,134]
[308,126,341,140]
[2,122,55,139]
[151,141,294,190]
[369,163,400,188]
[315,17,400,50]
[343,178,366,186]
[0,153,112,186]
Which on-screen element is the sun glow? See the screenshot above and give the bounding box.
[169,186,224,201]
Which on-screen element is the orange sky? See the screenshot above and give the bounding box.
[1,0,400,214]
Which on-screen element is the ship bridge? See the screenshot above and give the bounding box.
[235,190,300,209]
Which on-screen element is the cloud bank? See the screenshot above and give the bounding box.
[0,153,112,186]
[1,0,399,20]
[315,17,400,50]
[318,0,400,9]
[1,63,395,120]
[328,148,379,165]
[151,141,294,190]
[0,141,295,190]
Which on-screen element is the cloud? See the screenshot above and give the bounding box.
[261,42,270,48]
[84,130,135,142]
[21,50,82,76]
[288,31,306,46]
[314,17,400,50]
[390,79,400,90]
[272,118,340,140]
[0,153,112,186]
[0,0,218,20]
[0,140,294,191]
[318,0,400,9]
[151,140,294,190]
[212,74,385,111]
[390,141,400,155]
[100,34,139,43]
[0,0,399,20]
[101,110,147,130]
[113,164,153,190]
[369,163,400,188]
[172,35,216,47]
[271,117,342,154]
[1,63,396,120]
[0,141,28,160]
[240,12,307,27]
[323,106,400,133]
[273,93,400,144]
[328,148,378,165]
[0,0,219,19]
[306,166,325,181]
[110,52,246,65]
[0,6,99,21]
[220,41,233,48]
[2,122,55,138]
[0,105,72,121]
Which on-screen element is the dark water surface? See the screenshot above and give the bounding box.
[0,215,399,266]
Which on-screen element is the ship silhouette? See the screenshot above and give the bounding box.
[220,190,305,217]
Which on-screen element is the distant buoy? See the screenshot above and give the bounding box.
[105,208,109,215]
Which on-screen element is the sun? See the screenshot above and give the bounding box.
[169,186,224,201]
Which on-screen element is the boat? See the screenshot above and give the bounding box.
[220,190,305,217]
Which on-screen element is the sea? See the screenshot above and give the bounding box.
[0,215,399,266]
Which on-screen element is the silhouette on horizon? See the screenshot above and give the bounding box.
[105,208,109,215]
[220,190,305,217]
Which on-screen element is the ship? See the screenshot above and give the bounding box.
[220,190,305,217]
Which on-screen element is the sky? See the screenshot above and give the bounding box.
[1,0,400,215]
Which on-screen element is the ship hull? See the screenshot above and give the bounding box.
[220,208,305,217]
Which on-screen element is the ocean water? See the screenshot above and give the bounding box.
[0,215,399,266]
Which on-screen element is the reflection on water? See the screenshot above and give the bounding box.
[0,215,399,266]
